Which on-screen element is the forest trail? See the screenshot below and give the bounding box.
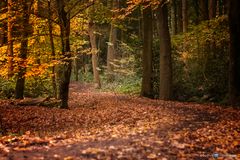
[0,82,240,159]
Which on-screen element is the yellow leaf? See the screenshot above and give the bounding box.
[64,156,74,160]
[155,140,164,145]
[147,153,157,159]
[81,148,104,154]
[233,140,239,147]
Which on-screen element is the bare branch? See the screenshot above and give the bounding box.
[70,1,95,19]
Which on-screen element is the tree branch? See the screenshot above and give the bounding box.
[70,1,95,19]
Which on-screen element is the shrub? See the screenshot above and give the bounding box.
[172,16,229,102]
[0,78,15,99]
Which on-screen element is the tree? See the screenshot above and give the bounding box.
[176,0,183,33]
[0,1,6,46]
[106,0,118,81]
[15,0,33,99]
[7,0,14,78]
[88,21,101,88]
[33,0,94,108]
[157,1,172,100]
[182,0,188,32]
[170,0,177,35]
[209,0,217,19]
[228,0,240,105]
[141,2,153,98]
[199,0,209,21]
[47,0,57,98]
[218,0,227,15]
[55,0,72,108]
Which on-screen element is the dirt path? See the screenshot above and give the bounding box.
[0,82,240,159]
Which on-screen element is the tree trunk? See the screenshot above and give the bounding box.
[157,2,172,100]
[223,0,228,15]
[182,0,188,32]
[141,4,153,98]
[106,0,118,81]
[218,0,224,15]
[170,0,177,35]
[0,28,4,46]
[107,25,117,81]
[47,0,56,98]
[73,57,79,81]
[177,0,183,33]
[209,0,217,19]
[15,1,30,99]
[193,0,200,24]
[56,0,72,109]
[199,0,209,21]
[228,0,240,105]
[7,0,14,78]
[89,22,101,88]
[0,2,6,46]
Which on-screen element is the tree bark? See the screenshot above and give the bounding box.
[47,0,56,98]
[106,0,118,81]
[0,28,4,46]
[89,22,101,88]
[199,0,209,21]
[7,0,14,78]
[157,2,172,100]
[0,2,6,46]
[177,0,183,33]
[56,0,72,109]
[192,0,200,24]
[141,4,153,98]
[73,57,79,81]
[209,0,217,19]
[182,0,188,32]
[228,0,240,105]
[15,1,31,99]
[170,0,177,35]
[223,0,228,15]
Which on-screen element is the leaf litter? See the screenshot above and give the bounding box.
[0,82,239,159]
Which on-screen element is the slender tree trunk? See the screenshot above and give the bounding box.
[209,0,217,19]
[47,0,56,98]
[218,0,228,16]
[0,28,3,46]
[106,0,118,81]
[138,7,143,41]
[0,2,6,46]
[15,1,30,99]
[157,2,172,100]
[74,57,79,81]
[89,22,101,88]
[218,0,224,15]
[141,4,153,98]
[193,0,200,24]
[199,0,209,21]
[7,0,14,78]
[177,0,183,33]
[56,0,72,109]
[170,0,177,35]
[182,0,188,32]
[228,0,240,105]
[107,25,117,80]
[223,0,228,14]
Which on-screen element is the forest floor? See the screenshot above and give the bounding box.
[0,82,240,160]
